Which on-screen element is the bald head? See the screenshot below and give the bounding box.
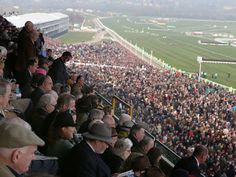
[103,115,116,128]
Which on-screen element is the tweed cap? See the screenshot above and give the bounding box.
[0,122,45,148]
[83,123,112,143]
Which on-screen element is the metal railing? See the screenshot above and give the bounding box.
[94,93,209,177]
[112,96,133,119]
[94,92,181,169]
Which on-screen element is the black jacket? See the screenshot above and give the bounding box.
[48,58,69,85]
[172,156,202,177]
[30,87,44,107]
[63,140,111,177]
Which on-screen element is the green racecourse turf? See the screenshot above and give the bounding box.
[101,17,236,88]
[58,31,95,44]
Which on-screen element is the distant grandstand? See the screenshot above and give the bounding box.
[6,12,69,38]
[198,39,229,46]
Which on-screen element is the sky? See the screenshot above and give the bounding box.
[1,0,236,20]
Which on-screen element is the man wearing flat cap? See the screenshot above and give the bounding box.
[63,122,112,177]
[0,122,45,177]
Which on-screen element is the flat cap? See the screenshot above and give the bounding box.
[0,122,45,148]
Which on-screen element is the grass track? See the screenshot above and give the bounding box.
[58,31,95,44]
[101,17,236,88]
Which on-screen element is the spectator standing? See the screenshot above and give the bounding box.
[35,32,45,56]
[19,57,38,98]
[46,49,54,67]
[16,21,37,74]
[48,51,72,85]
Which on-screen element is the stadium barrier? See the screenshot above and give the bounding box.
[112,96,133,119]
[93,89,181,175]
[94,91,209,177]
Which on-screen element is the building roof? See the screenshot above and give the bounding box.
[6,12,68,28]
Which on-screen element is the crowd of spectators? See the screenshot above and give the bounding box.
[0,14,235,177]
[0,16,164,177]
[61,41,236,177]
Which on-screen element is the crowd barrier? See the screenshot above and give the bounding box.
[94,90,180,176]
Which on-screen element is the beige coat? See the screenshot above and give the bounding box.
[0,161,15,177]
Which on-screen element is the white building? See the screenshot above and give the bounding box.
[6,12,69,38]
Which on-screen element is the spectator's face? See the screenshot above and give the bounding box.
[2,84,11,108]
[62,100,75,112]
[123,148,131,160]
[0,53,7,61]
[68,100,76,112]
[145,140,155,153]
[43,77,53,92]
[78,78,84,85]
[28,62,38,73]
[135,128,145,142]
[61,126,76,139]
[47,97,57,113]
[64,56,72,63]
[110,136,118,148]
[31,30,39,42]
[103,116,116,128]
[200,150,209,164]
[70,74,77,82]
[26,22,34,33]
[95,140,108,154]
[12,145,37,174]
[47,50,52,56]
